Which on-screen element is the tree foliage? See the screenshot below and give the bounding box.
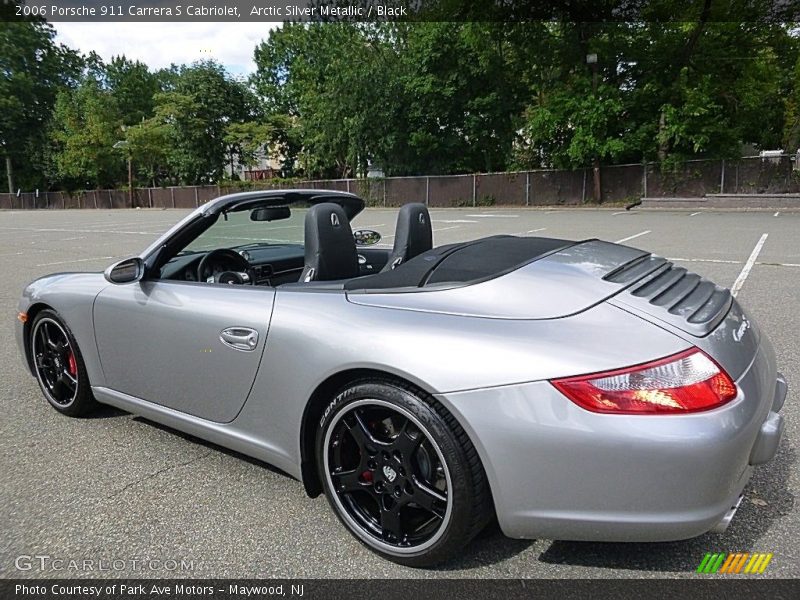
[0,19,81,191]
[2,15,799,190]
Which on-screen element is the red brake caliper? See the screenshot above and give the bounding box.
[67,352,77,377]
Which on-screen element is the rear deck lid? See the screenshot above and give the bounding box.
[346,237,731,334]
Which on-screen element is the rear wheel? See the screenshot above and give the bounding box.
[316,379,492,567]
[30,309,98,417]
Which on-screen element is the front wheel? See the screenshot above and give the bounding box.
[30,309,98,417]
[316,379,492,567]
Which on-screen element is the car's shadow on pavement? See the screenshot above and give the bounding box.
[434,519,535,570]
[131,415,296,477]
[537,444,796,573]
[84,404,128,419]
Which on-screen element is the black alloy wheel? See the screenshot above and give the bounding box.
[30,310,98,416]
[317,380,492,567]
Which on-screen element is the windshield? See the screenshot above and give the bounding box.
[180,206,306,254]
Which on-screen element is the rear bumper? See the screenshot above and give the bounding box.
[750,373,786,466]
[438,339,785,542]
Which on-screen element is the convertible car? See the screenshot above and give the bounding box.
[16,189,786,566]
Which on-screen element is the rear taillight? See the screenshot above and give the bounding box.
[551,348,737,414]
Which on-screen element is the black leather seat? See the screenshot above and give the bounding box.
[300,203,360,282]
[382,203,433,271]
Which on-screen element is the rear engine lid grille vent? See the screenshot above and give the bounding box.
[605,255,732,337]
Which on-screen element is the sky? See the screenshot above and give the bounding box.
[53,23,279,76]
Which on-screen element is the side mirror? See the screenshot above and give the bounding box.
[251,206,291,222]
[353,229,382,246]
[104,257,144,284]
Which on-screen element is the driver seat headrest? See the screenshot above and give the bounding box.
[300,202,359,282]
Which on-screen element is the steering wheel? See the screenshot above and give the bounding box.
[196,248,251,284]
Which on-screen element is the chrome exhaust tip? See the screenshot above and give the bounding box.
[711,494,744,534]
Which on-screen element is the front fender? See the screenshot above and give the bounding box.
[17,272,110,386]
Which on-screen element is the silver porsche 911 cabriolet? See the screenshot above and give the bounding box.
[16,190,786,566]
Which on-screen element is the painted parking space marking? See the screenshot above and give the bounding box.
[510,227,547,236]
[615,230,651,244]
[0,226,159,236]
[774,211,780,217]
[731,233,769,297]
[669,257,742,264]
[465,214,519,218]
[36,255,115,267]
[690,212,701,217]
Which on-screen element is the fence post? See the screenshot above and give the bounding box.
[195,186,199,207]
[642,162,648,198]
[108,190,112,208]
[171,187,175,208]
[720,159,725,194]
[148,188,153,208]
[425,176,430,206]
[346,179,351,193]
[525,172,530,206]
[472,174,477,207]
[581,169,587,204]
[383,179,387,207]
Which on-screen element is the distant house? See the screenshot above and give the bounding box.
[225,144,285,180]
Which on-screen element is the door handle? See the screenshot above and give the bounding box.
[219,327,259,352]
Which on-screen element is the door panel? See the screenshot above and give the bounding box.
[93,281,275,422]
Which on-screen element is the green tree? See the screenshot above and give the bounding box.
[124,117,170,187]
[224,121,275,176]
[106,56,160,126]
[49,78,124,189]
[0,19,81,191]
[170,61,256,183]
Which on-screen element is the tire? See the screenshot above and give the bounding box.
[316,378,492,567]
[30,309,99,417]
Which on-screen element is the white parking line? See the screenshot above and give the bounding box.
[432,225,461,232]
[615,230,651,244]
[669,257,742,264]
[0,249,52,257]
[0,226,157,235]
[36,256,115,267]
[612,211,627,216]
[774,211,780,217]
[465,214,519,218]
[510,227,547,236]
[433,219,478,224]
[731,233,768,297]
[689,212,701,217]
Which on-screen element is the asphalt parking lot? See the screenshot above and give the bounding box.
[0,207,797,579]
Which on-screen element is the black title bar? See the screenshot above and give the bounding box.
[2,579,800,600]
[3,0,799,22]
